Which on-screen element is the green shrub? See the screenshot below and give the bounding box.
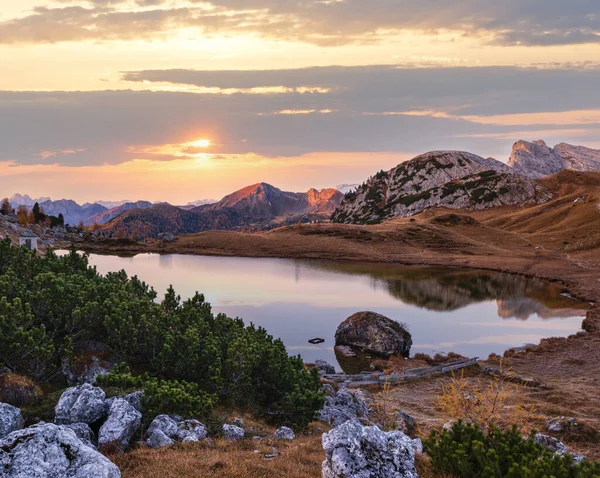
[0,240,324,428]
[425,422,600,478]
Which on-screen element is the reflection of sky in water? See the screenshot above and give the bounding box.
[83,253,586,370]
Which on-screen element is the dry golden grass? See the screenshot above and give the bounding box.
[0,372,42,407]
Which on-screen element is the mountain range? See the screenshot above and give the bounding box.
[102,183,344,239]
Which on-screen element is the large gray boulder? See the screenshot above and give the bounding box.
[98,398,142,450]
[0,402,24,439]
[274,427,295,440]
[176,419,208,442]
[319,388,370,427]
[55,384,107,425]
[335,311,412,357]
[146,429,174,449]
[0,423,120,478]
[147,414,179,439]
[322,420,418,478]
[105,391,143,414]
[64,423,97,448]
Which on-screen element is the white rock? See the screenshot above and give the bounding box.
[98,398,142,450]
[0,403,24,439]
[223,424,245,441]
[318,388,369,427]
[176,419,208,442]
[411,438,423,454]
[146,429,174,449]
[321,420,418,478]
[0,423,120,478]
[535,433,568,455]
[273,427,295,440]
[147,414,179,439]
[55,384,107,425]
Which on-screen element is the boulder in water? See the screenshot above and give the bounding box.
[335,311,412,357]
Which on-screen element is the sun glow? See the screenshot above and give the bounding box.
[191,139,211,148]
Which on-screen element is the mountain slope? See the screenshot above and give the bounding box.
[39,200,107,225]
[509,140,600,178]
[84,201,154,226]
[332,151,549,224]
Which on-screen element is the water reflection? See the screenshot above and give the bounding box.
[76,253,588,371]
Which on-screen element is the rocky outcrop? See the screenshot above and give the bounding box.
[55,384,107,425]
[98,398,142,450]
[0,423,120,478]
[534,433,568,455]
[147,415,179,440]
[509,140,600,178]
[335,311,412,357]
[332,151,550,224]
[0,403,24,439]
[223,424,245,441]
[64,423,97,449]
[319,388,370,427]
[274,427,295,440]
[321,420,418,478]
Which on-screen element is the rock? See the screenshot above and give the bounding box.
[319,388,370,427]
[55,384,107,425]
[0,402,24,439]
[176,419,208,442]
[0,423,120,478]
[411,438,423,454]
[146,429,175,449]
[315,360,336,375]
[547,416,577,433]
[223,424,245,441]
[106,391,144,414]
[572,454,586,465]
[147,414,179,439]
[396,411,417,435]
[534,433,568,455]
[182,436,199,443]
[273,427,295,440]
[98,398,142,450]
[64,423,97,448]
[335,311,412,357]
[321,420,418,478]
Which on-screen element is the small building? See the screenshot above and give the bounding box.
[19,230,39,250]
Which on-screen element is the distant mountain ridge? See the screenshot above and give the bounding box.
[102,183,344,239]
[508,140,600,178]
[84,201,154,226]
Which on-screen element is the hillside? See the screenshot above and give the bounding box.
[39,199,108,225]
[509,140,600,178]
[331,151,549,224]
[84,200,154,226]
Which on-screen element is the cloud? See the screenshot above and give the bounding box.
[0,0,599,46]
[1,65,600,167]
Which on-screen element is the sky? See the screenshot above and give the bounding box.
[1,0,599,204]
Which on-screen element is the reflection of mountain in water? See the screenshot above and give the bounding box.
[303,261,588,320]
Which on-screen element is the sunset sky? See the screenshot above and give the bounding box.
[1,0,599,204]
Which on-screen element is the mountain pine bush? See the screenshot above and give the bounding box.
[425,422,600,478]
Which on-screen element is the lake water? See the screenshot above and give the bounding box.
[78,253,588,372]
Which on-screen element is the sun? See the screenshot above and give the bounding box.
[190,139,211,148]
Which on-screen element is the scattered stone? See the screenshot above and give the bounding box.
[572,454,586,465]
[223,424,245,441]
[443,421,454,431]
[0,402,24,439]
[547,416,578,433]
[147,414,179,440]
[335,311,412,357]
[315,360,336,375]
[146,429,175,449]
[0,423,120,478]
[535,433,568,455]
[322,419,418,478]
[273,427,295,440]
[98,398,142,450]
[55,384,107,425]
[64,423,97,448]
[177,419,208,442]
[319,388,370,427]
[182,436,200,443]
[396,411,417,435]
